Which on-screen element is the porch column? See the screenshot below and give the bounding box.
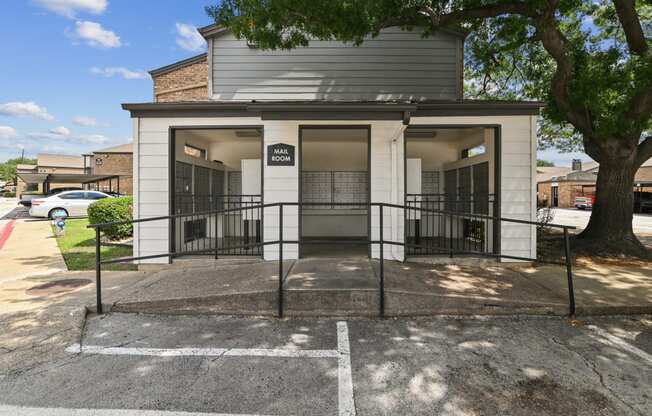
[262,121,299,261]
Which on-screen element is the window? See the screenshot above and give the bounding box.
[59,192,85,200]
[461,144,486,159]
[184,144,207,159]
[85,192,108,200]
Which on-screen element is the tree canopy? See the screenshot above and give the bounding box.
[0,158,36,183]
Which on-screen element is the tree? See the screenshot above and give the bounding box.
[537,160,556,167]
[207,0,652,257]
[0,158,36,183]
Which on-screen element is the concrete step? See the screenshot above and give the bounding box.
[112,290,278,316]
[283,289,379,317]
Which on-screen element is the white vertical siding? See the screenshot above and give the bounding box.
[410,115,536,260]
[134,117,263,264]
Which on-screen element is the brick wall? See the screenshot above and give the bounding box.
[92,152,133,195]
[152,58,208,102]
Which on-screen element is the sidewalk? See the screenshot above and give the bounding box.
[0,219,67,284]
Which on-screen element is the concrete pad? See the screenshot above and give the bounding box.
[0,219,67,284]
[513,263,652,315]
[381,261,568,316]
[284,257,377,290]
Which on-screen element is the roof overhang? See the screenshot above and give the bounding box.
[122,100,543,121]
[16,173,120,185]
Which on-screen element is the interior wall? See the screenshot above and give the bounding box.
[301,128,368,238]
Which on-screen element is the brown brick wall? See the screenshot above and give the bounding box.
[153,58,208,102]
[537,181,595,208]
[92,152,133,195]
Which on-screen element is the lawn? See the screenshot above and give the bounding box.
[52,218,136,271]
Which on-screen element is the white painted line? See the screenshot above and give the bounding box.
[337,321,356,416]
[587,325,652,365]
[66,344,338,359]
[0,405,274,416]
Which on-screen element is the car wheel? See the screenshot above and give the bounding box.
[48,208,69,219]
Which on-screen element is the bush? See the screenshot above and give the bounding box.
[88,196,133,240]
[3,192,15,198]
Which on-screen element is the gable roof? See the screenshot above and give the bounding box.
[197,24,467,40]
[536,166,571,183]
[93,142,133,154]
[37,153,84,169]
[149,53,207,77]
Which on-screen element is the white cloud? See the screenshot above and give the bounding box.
[33,0,107,18]
[74,21,121,48]
[0,126,18,140]
[50,126,71,136]
[90,66,147,80]
[27,131,110,144]
[0,101,55,122]
[73,116,99,127]
[175,23,206,52]
[75,134,110,144]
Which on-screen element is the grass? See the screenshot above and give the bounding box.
[52,218,136,271]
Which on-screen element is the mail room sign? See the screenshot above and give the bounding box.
[267,143,295,166]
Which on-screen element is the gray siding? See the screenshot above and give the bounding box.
[211,28,461,101]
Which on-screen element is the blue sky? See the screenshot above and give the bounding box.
[0,0,213,161]
[0,0,591,167]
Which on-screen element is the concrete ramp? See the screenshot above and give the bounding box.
[109,256,578,317]
[283,256,379,317]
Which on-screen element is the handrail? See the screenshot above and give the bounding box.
[90,201,577,318]
[88,201,576,231]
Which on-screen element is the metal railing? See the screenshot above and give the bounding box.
[405,193,496,255]
[173,194,262,256]
[89,201,577,317]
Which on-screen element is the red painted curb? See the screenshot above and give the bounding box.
[0,219,16,250]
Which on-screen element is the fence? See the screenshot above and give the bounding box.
[89,201,577,318]
[405,193,496,255]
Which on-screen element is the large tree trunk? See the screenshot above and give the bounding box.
[577,155,648,257]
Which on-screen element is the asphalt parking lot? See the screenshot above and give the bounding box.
[1,314,651,415]
[551,208,652,235]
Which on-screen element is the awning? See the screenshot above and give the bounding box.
[16,172,120,185]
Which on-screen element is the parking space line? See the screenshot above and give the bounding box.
[0,405,275,416]
[65,321,356,416]
[337,321,355,416]
[65,344,339,358]
[587,325,652,365]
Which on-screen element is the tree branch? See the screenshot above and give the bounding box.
[613,0,648,55]
[426,2,540,26]
[626,84,652,128]
[536,16,594,135]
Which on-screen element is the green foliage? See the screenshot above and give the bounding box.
[0,157,37,182]
[87,197,133,240]
[52,218,136,271]
[3,192,15,198]
[537,160,555,167]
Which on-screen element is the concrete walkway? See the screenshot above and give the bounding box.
[106,256,652,317]
[0,219,67,284]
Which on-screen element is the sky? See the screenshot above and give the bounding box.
[0,0,592,168]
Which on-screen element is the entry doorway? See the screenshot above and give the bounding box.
[299,126,371,258]
[171,127,264,257]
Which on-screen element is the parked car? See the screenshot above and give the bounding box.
[29,191,113,218]
[574,195,595,210]
[19,187,83,207]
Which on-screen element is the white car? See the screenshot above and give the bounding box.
[29,190,113,218]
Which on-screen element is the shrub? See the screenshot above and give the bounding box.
[88,196,133,240]
[3,192,15,198]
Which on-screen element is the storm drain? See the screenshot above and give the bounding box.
[26,279,92,296]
